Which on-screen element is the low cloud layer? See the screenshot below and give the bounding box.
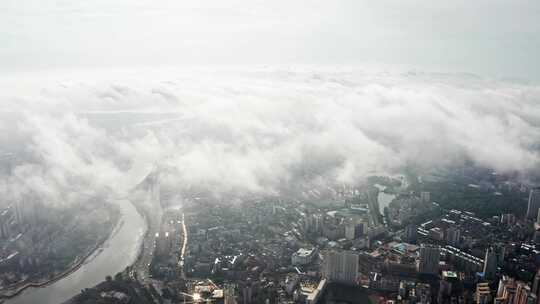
[1,68,539,204]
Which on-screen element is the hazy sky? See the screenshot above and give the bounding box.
[1,0,540,80]
[1,2,540,205]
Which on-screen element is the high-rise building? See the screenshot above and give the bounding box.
[420,191,431,204]
[411,283,431,304]
[418,244,440,275]
[491,243,506,266]
[13,199,24,225]
[363,187,383,226]
[501,214,517,226]
[314,214,323,234]
[514,282,536,304]
[476,282,491,304]
[532,269,540,298]
[0,152,14,175]
[344,224,355,240]
[13,194,40,227]
[534,230,540,244]
[483,247,498,279]
[322,250,359,284]
[224,284,237,304]
[496,276,517,304]
[241,280,256,304]
[0,208,13,239]
[445,227,461,247]
[438,271,462,304]
[404,224,418,244]
[526,188,540,219]
[345,222,364,240]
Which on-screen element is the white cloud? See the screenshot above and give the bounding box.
[1,67,539,203]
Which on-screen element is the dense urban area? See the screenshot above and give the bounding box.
[37,164,539,304]
[0,193,119,299]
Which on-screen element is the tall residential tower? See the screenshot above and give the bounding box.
[526,188,540,219]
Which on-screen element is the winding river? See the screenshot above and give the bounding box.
[5,199,146,304]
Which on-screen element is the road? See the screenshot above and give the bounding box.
[178,213,188,279]
[131,180,163,283]
[132,208,161,282]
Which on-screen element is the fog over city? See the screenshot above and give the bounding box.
[1,68,539,205]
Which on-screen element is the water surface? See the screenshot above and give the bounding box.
[6,199,145,304]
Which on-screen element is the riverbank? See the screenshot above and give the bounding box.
[128,202,153,281]
[0,238,106,300]
[0,208,121,300]
[60,189,159,304]
[128,192,161,282]
[4,199,145,304]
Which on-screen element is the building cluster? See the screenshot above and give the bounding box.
[386,193,433,226]
[69,176,540,304]
[0,197,119,296]
[137,183,399,303]
[358,187,540,304]
[139,183,432,303]
[0,198,47,288]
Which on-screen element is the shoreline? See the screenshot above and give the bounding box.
[1,175,160,302]
[0,209,123,300]
[0,238,105,300]
[128,196,160,282]
[131,203,151,271]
